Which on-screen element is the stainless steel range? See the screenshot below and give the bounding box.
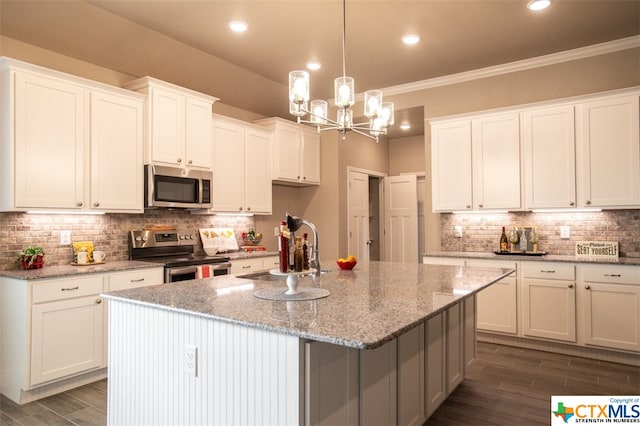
[129,229,231,283]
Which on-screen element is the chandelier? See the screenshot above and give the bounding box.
[288,0,394,142]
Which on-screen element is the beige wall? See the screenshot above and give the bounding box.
[389,135,425,175]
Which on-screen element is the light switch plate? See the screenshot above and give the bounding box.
[60,230,71,245]
[560,226,570,239]
[454,226,463,238]
[184,344,197,377]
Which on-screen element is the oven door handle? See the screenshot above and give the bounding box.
[166,265,198,276]
[210,262,231,271]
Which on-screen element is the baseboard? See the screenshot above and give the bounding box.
[477,332,639,366]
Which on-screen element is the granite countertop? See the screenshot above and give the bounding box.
[102,261,513,350]
[224,250,279,260]
[0,260,162,280]
[424,251,640,266]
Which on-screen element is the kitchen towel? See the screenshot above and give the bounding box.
[196,265,213,279]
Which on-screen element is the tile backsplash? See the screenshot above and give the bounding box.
[440,209,640,258]
[0,211,261,270]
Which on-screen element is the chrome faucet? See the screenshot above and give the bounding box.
[286,213,321,275]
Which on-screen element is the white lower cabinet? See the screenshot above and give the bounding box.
[230,256,282,275]
[467,259,518,335]
[579,264,640,352]
[304,298,475,425]
[0,267,164,404]
[30,276,105,386]
[423,257,517,335]
[521,262,576,342]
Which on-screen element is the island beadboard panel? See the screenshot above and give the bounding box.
[107,300,302,425]
[441,209,640,258]
[0,211,255,270]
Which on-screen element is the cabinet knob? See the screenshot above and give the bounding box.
[96,298,102,304]
[94,202,100,207]
[239,206,243,211]
[297,175,301,179]
[585,200,591,205]
[303,176,307,180]
[585,285,591,290]
[188,159,193,164]
[466,205,471,209]
[177,158,182,163]
[247,206,251,211]
[77,202,83,207]
[478,204,483,208]
[569,201,575,206]
[568,284,574,289]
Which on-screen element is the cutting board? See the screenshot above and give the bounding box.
[199,228,238,252]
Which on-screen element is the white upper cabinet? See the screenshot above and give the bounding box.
[430,120,473,211]
[211,115,272,214]
[523,106,576,209]
[431,113,520,212]
[123,77,217,170]
[12,70,86,210]
[254,117,321,186]
[471,113,521,210]
[430,88,639,212]
[1,58,145,213]
[576,95,640,208]
[89,90,143,212]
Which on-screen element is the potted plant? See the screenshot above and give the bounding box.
[17,246,45,270]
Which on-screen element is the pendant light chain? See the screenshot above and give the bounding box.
[341,0,347,79]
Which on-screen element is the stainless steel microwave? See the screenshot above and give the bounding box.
[144,165,212,209]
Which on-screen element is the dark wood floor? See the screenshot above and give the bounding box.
[1,342,638,425]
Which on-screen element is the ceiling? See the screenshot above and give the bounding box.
[2,0,639,139]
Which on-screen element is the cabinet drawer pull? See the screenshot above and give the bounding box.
[604,274,621,278]
[61,286,79,291]
[585,285,591,290]
[130,278,145,283]
[242,265,252,269]
[540,270,556,273]
[96,298,102,304]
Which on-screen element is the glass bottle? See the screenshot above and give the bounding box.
[509,228,520,252]
[302,233,309,270]
[499,226,508,252]
[278,221,290,273]
[293,236,304,272]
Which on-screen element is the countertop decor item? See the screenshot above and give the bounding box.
[337,255,357,270]
[17,246,45,270]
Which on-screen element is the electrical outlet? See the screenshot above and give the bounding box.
[454,225,463,238]
[60,230,71,245]
[184,344,197,377]
[560,226,570,239]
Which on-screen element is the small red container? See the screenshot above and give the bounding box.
[20,255,44,270]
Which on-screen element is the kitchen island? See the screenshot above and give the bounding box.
[102,261,513,425]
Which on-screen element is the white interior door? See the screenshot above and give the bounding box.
[348,170,370,261]
[384,175,418,263]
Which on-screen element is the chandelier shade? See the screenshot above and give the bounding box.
[287,0,394,141]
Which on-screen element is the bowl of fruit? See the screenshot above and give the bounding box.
[241,230,263,246]
[336,255,357,270]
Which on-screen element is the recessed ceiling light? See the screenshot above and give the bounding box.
[306,61,321,71]
[400,123,411,131]
[402,34,421,45]
[527,0,551,11]
[228,20,248,33]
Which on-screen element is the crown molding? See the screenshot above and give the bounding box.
[381,36,640,97]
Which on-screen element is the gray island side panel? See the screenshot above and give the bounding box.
[102,261,513,349]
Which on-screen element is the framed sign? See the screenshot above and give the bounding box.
[510,226,538,252]
[575,241,619,259]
